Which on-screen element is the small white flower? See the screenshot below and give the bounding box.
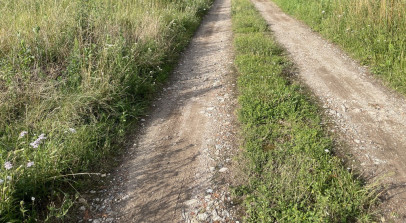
[324,149,330,153]
[31,197,35,201]
[30,141,39,148]
[38,134,46,140]
[30,134,46,148]
[4,161,12,170]
[0,179,4,184]
[68,128,76,133]
[19,131,28,139]
[322,10,325,14]
[6,176,11,181]
[27,161,34,168]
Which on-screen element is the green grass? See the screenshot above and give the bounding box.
[270,0,406,95]
[231,0,377,221]
[0,0,212,221]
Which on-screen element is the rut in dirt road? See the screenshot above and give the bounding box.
[95,0,237,222]
[251,0,406,219]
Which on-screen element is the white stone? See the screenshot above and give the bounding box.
[197,213,208,221]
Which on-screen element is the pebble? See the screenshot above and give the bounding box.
[341,104,347,112]
[197,213,208,221]
[79,206,86,211]
[219,167,228,173]
[212,209,221,221]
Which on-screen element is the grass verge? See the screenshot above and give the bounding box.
[231,0,378,221]
[0,0,212,221]
[270,0,406,95]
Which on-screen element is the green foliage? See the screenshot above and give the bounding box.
[0,0,212,221]
[231,0,377,221]
[271,0,406,95]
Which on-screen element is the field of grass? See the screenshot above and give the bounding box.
[231,0,378,221]
[270,0,406,95]
[0,0,212,221]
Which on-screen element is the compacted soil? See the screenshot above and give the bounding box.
[251,0,406,220]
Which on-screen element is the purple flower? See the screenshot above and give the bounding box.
[38,134,47,140]
[19,131,28,139]
[30,133,46,148]
[4,161,12,170]
[30,141,39,148]
[27,161,34,168]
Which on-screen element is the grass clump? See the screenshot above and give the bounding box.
[231,0,377,222]
[271,0,406,95]
[0,0,212,221]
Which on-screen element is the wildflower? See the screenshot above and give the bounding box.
[38,133,47,140]
[68,128,76,133]
[4,161,12,170]
[324,149,330,153]
[30,133,47,148]
[27,161,34,168]
[19,131,28,139]
[322,10,325,14]
[31,197,35,201]
[0,179,3,184]
[6,176,11,181]
[30,141,39,148]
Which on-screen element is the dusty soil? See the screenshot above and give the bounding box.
[76,0,240,222]
[251,0,406,221]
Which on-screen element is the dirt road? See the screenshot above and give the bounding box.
[251,0,406,220]
[84,0,238,222]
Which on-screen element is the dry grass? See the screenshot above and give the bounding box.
[0,0,212,221]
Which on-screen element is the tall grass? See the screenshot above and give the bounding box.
[0,0,212,221]
[232,0,378,221]
[271,0,406,94]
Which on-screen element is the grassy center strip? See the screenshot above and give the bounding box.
[231,0,377,221]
